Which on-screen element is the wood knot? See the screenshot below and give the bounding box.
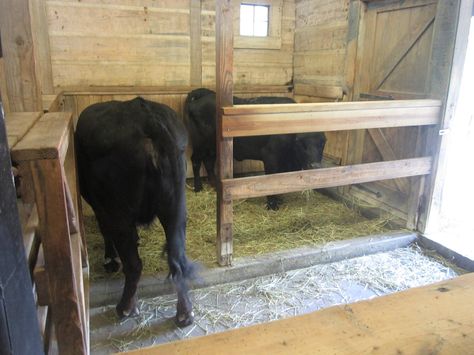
[15,36,24,46]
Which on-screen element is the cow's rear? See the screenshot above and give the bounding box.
[75,97,195,327]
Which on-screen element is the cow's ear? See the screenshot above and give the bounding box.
[143,138,159,169]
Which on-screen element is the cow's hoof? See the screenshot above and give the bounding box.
[103,258,120,273]
[116,304,139,319]
[194,185,203,192]
[175,311,194,328]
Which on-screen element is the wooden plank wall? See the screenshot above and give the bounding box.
[46,0,295,89]
[293,0,350,165]
[294,0,349,94]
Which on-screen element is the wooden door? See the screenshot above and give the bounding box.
[349,0,439,223]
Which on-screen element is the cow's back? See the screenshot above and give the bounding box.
[75,97,187,225]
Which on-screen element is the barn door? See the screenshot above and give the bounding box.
[349,0,438,224]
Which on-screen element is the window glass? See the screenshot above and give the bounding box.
[240,4,269,37]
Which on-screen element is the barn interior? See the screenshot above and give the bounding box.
[1,0,474,354]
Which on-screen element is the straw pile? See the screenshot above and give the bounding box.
[84,185,396,280]
[90,245,459,353]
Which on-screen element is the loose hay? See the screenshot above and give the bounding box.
[84,184,397,280]
[90,245,459,353]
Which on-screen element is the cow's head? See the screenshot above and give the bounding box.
[294,132,327,169]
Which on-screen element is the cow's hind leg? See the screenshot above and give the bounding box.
[114,227,142,318]
[191,151,204,192]
[96,214,142,318]
[95,211,121,272]
[203,153,216,189]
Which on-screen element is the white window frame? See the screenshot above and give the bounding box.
[233,0,282,50]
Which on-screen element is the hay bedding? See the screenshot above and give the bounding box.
[84,184,396,281]
[90,245,459,353]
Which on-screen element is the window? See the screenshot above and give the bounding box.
[234,0,282,50]
[240,4,269,37]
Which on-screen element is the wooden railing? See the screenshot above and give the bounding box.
[10,111,89,354]
[216,99,442,265]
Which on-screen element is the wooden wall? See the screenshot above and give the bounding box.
[293,0,350,165]
[293,0,349,94]
[46,0,295,89]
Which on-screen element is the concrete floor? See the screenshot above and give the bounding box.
[90,245,460,354]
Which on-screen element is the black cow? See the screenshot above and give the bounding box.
[75,97,195,327]
[184,89,327,210]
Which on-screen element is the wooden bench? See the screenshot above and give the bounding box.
[123,273,474,354]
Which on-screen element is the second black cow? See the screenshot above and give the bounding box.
[184,88,327,210]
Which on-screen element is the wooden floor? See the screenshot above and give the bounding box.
[123,273,474,355]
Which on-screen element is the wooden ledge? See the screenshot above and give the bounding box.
[5,112,43,149]
[11,112,73,163]
[123,273,474,354]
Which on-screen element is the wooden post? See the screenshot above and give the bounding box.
[0,0,42,111]
[216,0,234,266]
[11,112,89,354]
[30,158,87,355]
[418,0,473,233]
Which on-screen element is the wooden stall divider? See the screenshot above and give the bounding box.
[11,112,89,355]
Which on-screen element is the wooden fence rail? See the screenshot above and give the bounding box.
[221,99,441,137]
[217,99,442,265]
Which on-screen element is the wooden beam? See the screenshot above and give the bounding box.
[0,58,11,114]
[367,128,410,194]
[222,100,441,137]
[293,84,344,100]
[30,158,87,354]
[0,0,42,111]
[56,85,291,96]
[43,93,64,112]
[344,0,362,101]
[4,111,42,150]
[216,0,234,266]
[123,273,474,355]
[11,112,72,163]
[190,0,202,87]
[222,157,432,200]
[420,0,473,233]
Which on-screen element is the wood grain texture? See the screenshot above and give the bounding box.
[124,273,474,355]
[0,58,11,114]
[216,0,234,266]
[30,158,87,354]
[0,0,42,111]
[294,84,343,99]
[420,0,471,233]
[11,112,72,162]
[367,128,410,194]
[4,112,43,149]
[29,0,54,94]
[222,157,432,200]
[222,100,441,137]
